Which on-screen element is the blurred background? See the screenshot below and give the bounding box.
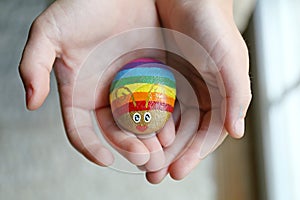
[0,0,299,199]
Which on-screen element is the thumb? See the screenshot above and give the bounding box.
[218,27,252,138]
[19,18,57,110]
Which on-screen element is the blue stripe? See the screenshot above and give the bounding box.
[114,65,175,82]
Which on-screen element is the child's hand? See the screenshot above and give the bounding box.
[19,0,172,169]
[146,0,252,183]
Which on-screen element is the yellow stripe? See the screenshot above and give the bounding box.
[110,83,176,102]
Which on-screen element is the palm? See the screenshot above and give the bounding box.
[53,0,175,169]
[21,0,174,168]
[145,0,251,182]
[51,0,160,85]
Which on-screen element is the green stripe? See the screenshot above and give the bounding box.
[110,76,176,92]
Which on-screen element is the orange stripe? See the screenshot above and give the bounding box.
[110,92,175,111]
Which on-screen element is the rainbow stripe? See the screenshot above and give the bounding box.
[110,58,176,117]
[113,101,174,118]
[110,92,175,110]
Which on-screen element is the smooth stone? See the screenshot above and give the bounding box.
[109,58,176,135]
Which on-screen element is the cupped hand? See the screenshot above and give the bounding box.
[19,0,174,169]
[146,0,252,183]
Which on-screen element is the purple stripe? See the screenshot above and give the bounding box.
[122,58,163,70]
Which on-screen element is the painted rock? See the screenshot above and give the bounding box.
[109,58,176,135]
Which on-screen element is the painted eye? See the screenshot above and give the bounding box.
[144,112,152,123]
[133,113,141,123]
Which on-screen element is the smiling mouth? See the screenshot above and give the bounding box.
[136,125,148,132]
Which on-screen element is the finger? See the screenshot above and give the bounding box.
[144,103,183,182]
[146,166,169,184]
[139,135,165,172]
[156,115,176,147]
[96,107,150,166]
[171,100,181,129]
[19,18,57,110]
[169,149,202,181]
[169,129,227,180]
[169,109,226,180]
[146,108,198,181]
[63,107,114,166]
[216,30,252,138]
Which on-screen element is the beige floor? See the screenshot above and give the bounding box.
[0,1,216,199]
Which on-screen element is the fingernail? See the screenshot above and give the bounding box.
[26,87,33,107]
[234,118,245,138]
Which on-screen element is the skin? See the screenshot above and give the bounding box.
[19,0,252,184]
[146,0,252,183]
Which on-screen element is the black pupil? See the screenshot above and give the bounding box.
[145,114,150,121]
[134,115,140,122]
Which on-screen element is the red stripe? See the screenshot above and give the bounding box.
[112,101,174,117]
